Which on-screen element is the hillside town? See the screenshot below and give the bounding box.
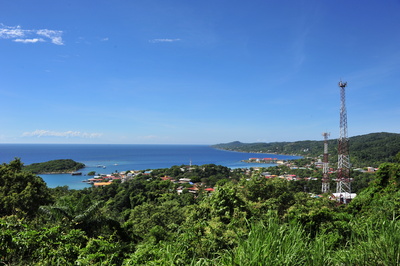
[82,157,378,204]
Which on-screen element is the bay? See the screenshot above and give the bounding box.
[0,144,301,189]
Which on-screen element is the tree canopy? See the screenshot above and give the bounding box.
[23,159,85,174]
[0,158,52,217]
[2,154,400,265]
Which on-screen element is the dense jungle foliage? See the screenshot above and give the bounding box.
[212,132,400,167]
[23,159,85,174]
[1,154,400,265]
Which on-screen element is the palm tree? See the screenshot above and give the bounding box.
[39,197,126,239]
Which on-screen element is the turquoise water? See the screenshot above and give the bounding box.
[0,144,301,189]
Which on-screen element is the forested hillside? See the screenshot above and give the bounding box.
[212,132,400,167]
[2,154,400,265]
[23,159,85,174]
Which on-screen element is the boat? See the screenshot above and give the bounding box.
[71,172,82,176]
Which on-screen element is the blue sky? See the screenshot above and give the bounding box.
[1,0,399,144]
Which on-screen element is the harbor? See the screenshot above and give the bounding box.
[241,157,283,164]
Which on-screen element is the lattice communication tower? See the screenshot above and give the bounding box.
[336,81,351,200]
[321,132,330,193]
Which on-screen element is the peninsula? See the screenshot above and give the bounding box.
[212,132,400,167]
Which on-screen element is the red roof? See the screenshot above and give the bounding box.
[94,182,112,186]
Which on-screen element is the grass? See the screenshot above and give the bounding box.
[121,217,400,265]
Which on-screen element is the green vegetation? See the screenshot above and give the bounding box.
[23,159,85,174]
[0,158,52,217]
[1,153,400,265]
[212,132,400,167]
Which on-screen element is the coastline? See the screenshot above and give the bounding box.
[38,171,82,175]
[211,147,301,157]
[1,144,302,189]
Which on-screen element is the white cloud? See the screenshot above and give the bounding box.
[0,24,64,45]
[149,38,181,43]
[22,130,102,138]
[0,24,25,38]
[36,29,64,45]
[13,38,45,43]
[138,135,159,140]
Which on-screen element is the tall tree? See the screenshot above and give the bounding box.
[0,158,52,218]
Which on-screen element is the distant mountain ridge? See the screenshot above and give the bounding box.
[212,132,400,167]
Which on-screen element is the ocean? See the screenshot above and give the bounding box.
[0,144,301,189]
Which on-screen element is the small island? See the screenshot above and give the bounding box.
[23,159,85,174]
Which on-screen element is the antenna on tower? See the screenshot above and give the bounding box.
[336,80,352,203]
[321,132,330,193]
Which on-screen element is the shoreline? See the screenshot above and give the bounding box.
[212,147,301,157]
[31,169,85,175]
